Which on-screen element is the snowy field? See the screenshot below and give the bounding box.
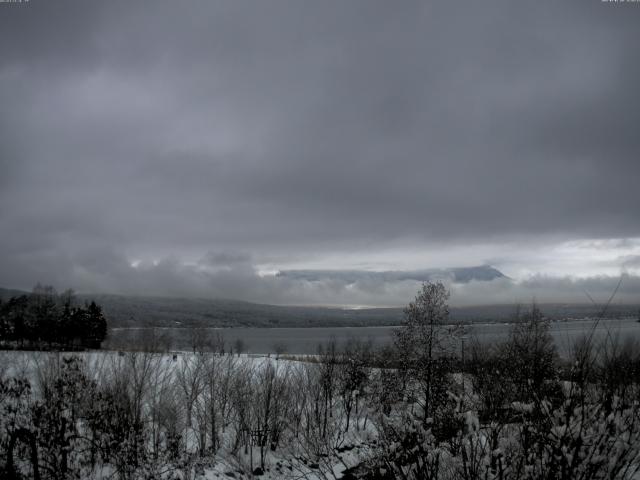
[0,350,378,479]
[2,326,640,479]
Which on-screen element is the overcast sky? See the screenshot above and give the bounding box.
[1,1,639,306]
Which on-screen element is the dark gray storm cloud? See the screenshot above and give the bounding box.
[1,1,640,304]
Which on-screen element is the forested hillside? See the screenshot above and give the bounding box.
[1,288,638,329]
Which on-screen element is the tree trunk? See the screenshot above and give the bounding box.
[6,428,40,480]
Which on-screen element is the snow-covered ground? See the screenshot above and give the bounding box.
[0,349,378,479]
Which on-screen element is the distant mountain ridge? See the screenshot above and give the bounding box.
[276,265,507,284]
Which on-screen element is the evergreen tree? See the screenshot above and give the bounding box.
[0,286,108,349]
[86,301,108,348]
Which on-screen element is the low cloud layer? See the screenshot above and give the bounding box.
[3,247,638,307]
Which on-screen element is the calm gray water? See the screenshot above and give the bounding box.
[107,318,640,356]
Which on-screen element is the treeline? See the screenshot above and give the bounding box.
[0,283,639,479]
[0,284,108,350]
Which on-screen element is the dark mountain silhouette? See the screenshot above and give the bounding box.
[276,265,507,284]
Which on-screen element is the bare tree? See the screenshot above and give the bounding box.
[197,352,237,455]
[233,338,247,357]
[337,337,371,433]
[175,353,205,431]
[394,282,455,424]
[504,303,558,402]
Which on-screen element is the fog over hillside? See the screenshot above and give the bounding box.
[2,286,638,329]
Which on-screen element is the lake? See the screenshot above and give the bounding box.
[107,317,640,356]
